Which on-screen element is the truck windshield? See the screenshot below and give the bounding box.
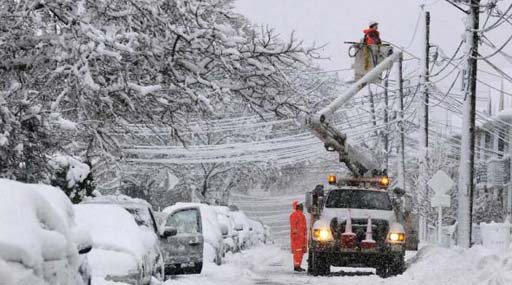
[325,189,392,210]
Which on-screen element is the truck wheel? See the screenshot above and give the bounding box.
[376,254,405,278]
[307,252,330,276]
[389,254,405,276]
[191,262,203,274]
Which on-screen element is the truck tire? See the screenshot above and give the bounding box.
[307,251,330,276]
[191,262,203,274]
[376,253,405,278]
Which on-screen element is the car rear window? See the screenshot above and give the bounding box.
[325,189,393,210]
[166,208,201,234]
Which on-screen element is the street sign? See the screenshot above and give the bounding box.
[428,170,455,195]
[431,194,451,208]
[428,170,455,245]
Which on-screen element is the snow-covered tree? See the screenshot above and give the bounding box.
[0,0,320,197]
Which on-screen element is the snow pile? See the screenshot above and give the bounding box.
[396,245,512,285]
[49,155,90,188]
[161,243,512,285]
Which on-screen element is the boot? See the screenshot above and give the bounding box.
[294,266,305,272]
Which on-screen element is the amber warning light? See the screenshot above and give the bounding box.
[327,175,390,188]
[380,176,389,186]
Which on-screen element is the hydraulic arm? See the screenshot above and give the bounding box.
[305,51,401,176]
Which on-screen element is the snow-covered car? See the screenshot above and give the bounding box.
[229,208,252,250]
[0,179,93,285]
[74,203,159,285]
[213,206,239,254]
[83,194,163,277]
[248,219,266,246]
[161,203,224,277]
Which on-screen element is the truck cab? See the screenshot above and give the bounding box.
[305,175,407,277]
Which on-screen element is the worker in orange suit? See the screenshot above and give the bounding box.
[290,201,307,272]
[363,21,382,45]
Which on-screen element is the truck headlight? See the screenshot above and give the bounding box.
[387,232,405,243]
[313,228,333,241]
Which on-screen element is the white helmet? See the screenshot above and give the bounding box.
[369,21,378,28]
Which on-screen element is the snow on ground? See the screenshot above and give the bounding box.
[161,244,512,285]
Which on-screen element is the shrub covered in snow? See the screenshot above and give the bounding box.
[49,155,96,204]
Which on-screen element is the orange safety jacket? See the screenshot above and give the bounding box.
[290,201,307,252]
[363,28,382,45]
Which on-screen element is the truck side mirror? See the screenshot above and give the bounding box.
[393,187,406,197]
[305,192,313,213]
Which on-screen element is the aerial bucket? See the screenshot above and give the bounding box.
[347,42,394,83]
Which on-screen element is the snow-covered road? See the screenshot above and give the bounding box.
[162,244,512,285]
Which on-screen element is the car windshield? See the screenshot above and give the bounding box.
[166,208,201,234]
[325,189,393,210]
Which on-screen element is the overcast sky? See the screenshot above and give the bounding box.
[234,0,512,113]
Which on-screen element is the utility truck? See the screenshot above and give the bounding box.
[303,46,412,277]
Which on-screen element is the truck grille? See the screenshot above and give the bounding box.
[330,218,389,246]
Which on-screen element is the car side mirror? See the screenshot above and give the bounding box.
[78,245,93,255]
[71,226,93,255]
[220,225,229,236]
[235,224,243,231]
[162,227,178,238]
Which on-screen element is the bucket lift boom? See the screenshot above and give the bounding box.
[305,51,401,176]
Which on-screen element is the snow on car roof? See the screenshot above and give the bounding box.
[83,194,151,209]
[74,203,155,262]
[0,179,70,270]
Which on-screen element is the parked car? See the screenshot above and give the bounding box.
[213,206,240,254]
[229,207,252,250]
[0,179,92,285]
[74,203,159,285]
[160,203,224,277]
[248,219,266,246]
[83,194,163,277]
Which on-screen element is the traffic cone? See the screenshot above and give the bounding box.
[341,210,356,248]
[361,216,377,249]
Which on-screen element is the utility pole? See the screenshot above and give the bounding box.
[398,53,406,192]
[457,0,479,248]
[384,79,389,171]
[418,10,431,244]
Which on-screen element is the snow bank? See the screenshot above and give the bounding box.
[162,243,512,285]
[395,245,512,285]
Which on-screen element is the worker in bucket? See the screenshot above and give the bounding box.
[290,201,307,272]
[363,21,382,46]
